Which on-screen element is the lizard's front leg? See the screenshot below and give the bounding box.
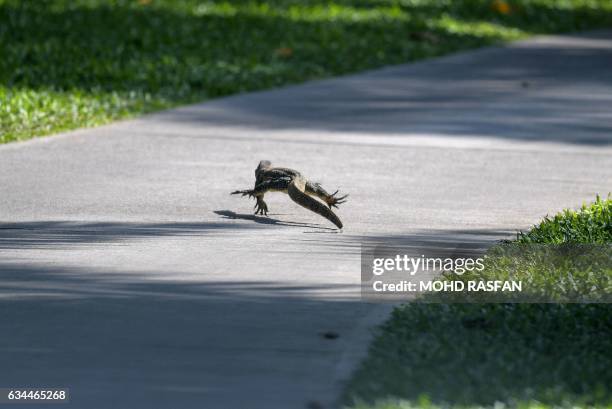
[230,189,268,215]
[232,177,290,215]
[231,189,255,198]
[254,196,268,215]
[251,177,291,215]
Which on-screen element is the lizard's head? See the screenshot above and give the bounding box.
[255,160,272,176]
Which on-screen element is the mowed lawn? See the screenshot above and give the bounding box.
[2,0,612,143]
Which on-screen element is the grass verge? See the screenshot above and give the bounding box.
[344,196,612,409]
[3,0,612,143]
[516,195,612,245]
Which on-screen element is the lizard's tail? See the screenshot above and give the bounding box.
[288,176,343,229]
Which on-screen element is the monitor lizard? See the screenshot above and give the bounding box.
[231,160,348,229]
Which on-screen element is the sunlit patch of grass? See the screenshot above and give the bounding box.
[436,196,612,302]
[191,2,410,22]
[432,15,526,40]
[0,86,174,143]
[517,195,612,244]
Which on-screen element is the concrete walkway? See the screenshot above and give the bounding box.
[1,31,611,409]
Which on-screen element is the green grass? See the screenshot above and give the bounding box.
[2,0,612,143]
[443,196,612,302]
[517,195,612,245]
[446,243,611,302]
[344,197,612,409]
[346,304,612,409]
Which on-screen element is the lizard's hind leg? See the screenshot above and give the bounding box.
[289,177,343,228]
[306,182,349,209]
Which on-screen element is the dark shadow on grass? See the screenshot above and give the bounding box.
[344,302,612,407]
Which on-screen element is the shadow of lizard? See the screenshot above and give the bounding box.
[214,210,337,231]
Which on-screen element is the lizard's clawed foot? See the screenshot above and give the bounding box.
[254,198,269,215]
[326,190,349,209]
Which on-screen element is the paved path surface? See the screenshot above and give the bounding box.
[1,31,612,409]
